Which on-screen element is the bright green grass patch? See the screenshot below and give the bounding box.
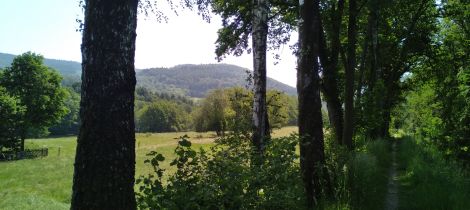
[0,127,298,210]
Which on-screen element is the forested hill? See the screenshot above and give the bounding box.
[0,52,81,76]
[0,53,296,97]
[137,64,296,97]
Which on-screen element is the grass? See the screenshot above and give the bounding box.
[396,137,470,210]
[349,139,391,210]
[0,127,297,210]
[322,136,392,210]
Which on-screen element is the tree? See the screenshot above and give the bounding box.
[266,90,290,129]
[251,0,271,154]
[192,87,293,135]
[318,0,345,145]
[193,89,230,135]
[49,87,80,136]
[297,0,328,207]
[0,86,24,151]
[210,0,297,153]
[344,0,438,140]
[136,101,189,133]
[71,0,138,209]
[394,0,470,163]
[342,0,357,149]
[0,52,67,150]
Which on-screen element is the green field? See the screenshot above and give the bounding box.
[0,127,297,210]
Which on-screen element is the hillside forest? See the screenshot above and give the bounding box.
[0,0,469,209]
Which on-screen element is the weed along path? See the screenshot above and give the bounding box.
[385,141,399,210]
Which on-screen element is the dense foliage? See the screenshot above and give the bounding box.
[0,52,67,150]
[136,131,393,209]
[192,87,297,135]
[48,87,81,136]
[136,100,190,132]
[392,0,469,163]
[137,134,304,209]
[0,86,24,151]
[396,137,470,209]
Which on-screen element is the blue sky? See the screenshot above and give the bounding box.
[0,0,297,86]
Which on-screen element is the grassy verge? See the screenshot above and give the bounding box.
[397,137,470,210]
[324,138,392,210]
[351,139,391,210]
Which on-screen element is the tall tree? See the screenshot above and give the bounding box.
[342,0,357,148]
[318,0,345,145]
[210,0,296,153]
[297,0,327,207]
[251,0,270,154]
[0,86,24,151]
[71,0,138,209]
[0,52,67,151]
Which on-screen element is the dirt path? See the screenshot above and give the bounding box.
[385,141,399,210]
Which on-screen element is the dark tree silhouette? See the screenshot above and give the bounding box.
[71,0,138,209]
[297,0,327,207]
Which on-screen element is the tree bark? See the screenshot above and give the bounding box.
[252,0,270,154]
[71,0,138,209]
[318,0,344,145]
[355,13,372,109]
[343,0,357,149]
[297,0,327,207]
[369,0,380,90]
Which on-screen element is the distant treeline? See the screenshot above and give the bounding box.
[49,78,298,136]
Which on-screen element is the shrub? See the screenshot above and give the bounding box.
[136,134,305,209]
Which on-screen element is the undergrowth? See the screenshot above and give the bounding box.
[136,133,392,209]
[397,137,470,210]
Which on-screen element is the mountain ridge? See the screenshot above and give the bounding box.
[0,52,296,97]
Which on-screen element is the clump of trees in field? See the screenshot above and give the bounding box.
[192,87,297,135]
[134,86,297,134]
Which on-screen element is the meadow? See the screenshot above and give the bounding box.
[0,127,297,210]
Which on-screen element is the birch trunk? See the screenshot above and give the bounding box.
[251,0,270,154]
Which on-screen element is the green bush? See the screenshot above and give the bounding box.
[137,132,395,210]
[136,101,190,133]
[136,134,305,210]
[398,138,470,210]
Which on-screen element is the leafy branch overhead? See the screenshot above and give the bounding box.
[210,0,298,59]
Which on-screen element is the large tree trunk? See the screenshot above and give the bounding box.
[251,0,270,154]
[369,0,380,90]
[71,0,138,209]
[319,0,344,145]
[297,0,327,207]
[355,11,373,109]
[343,0,357,149]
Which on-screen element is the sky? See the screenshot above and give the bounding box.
[0,0,298,86]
